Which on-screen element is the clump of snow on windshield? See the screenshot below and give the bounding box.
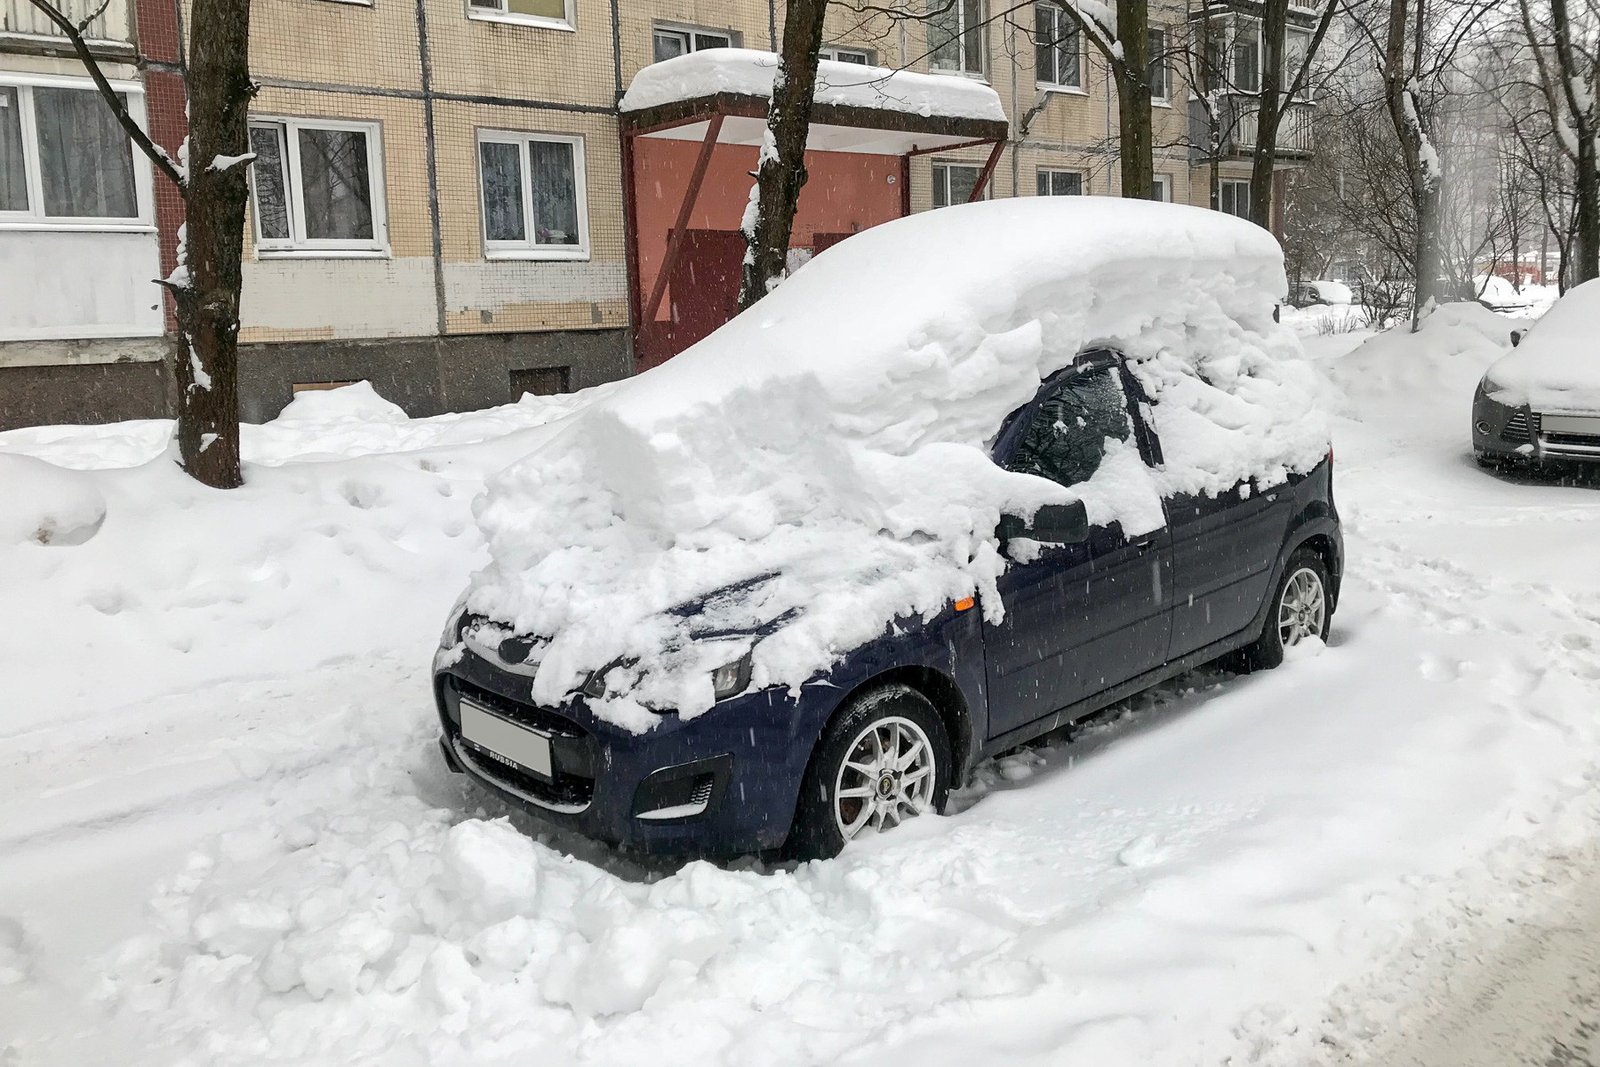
[0,453,107,546]
[1485,277,1600,410]
[467,199,1327,727]
[619,47,1006,123]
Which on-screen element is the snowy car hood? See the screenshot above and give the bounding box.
[463,198,1329,731]
[1485,278,1600,412]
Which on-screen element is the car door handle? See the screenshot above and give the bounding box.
[1132,537,1158,553]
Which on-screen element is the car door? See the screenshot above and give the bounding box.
[1165,475,1295,659]
[982,359,1174,741]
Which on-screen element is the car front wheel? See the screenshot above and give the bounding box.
[786,685,951,860]
[1242,548,1332,670]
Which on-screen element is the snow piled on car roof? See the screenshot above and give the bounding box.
[465,198,1329,728]
[1486,277,1600,411]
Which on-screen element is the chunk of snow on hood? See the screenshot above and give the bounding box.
[1485,277,1600,411]
[466,199,1328,727]
[0,453,107,546]
[619,47,1006,123]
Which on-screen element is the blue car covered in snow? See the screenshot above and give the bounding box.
[432,200,1342,859]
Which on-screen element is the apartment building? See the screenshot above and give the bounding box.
[0,0,1315,428]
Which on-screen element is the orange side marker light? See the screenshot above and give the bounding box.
[954,596,976,612]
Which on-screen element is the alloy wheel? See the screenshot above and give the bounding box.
[832,716,937,840]
[1277,566,1327,647]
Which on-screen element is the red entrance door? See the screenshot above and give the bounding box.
[669,228,745,355]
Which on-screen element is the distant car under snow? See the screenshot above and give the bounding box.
[1474,278,1600,468]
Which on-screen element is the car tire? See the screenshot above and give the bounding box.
[1241,547,1332,672]
[785,684,952,861]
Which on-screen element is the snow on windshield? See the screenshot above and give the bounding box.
[463,199,1330,729]
[1486,277,1600,411]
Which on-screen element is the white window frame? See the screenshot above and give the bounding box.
[1285,26,1314,100]
[932,161,985,207]
[476,129,590,261]
[1148,26,1172,104]
[248,115,389,258]
[465,0,574,31]
[928,0,987,77]
[820,46,872,64]
[1036,168,1084,196]
[1152,173,1172,202]
[1220,178,1251,218]
[1231,17,1263,94]
[1035,4,1082,91]
[0,72,154,233]
[652,23,736,62]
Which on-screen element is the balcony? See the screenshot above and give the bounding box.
[2,0,134,48]
[1190,94,1315,163]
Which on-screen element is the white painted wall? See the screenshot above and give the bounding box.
[241,257,436,337]
[0,229,163,341]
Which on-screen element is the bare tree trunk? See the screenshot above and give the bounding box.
[1249,0,1287,229]
[1551,0,1600,282]
[168,0,253,488]
[1116,0,1153,199]
[25,0,252,488]
[739,0,828,311]
[1382,0,1440,329]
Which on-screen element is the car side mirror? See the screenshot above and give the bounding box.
[998,500,1089,546]
[1509,329,1524,348]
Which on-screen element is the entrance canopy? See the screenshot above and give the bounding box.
[619,48,1010,154]
[619,50,1010,369]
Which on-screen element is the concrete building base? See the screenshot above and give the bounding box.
[0,329,632,431]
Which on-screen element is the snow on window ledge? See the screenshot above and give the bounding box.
[466,10,576,31]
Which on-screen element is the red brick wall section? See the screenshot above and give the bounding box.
[134,0,188,333]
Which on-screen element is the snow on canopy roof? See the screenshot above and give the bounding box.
[466,198,1327,730]
[1485,277,1600,411]
[619,47,1007,124]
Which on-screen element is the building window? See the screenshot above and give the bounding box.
[1152,173,1171,202]
[478,130,589,260]
[249,117,387,255]
[0,79,149,228]
[932,162,983,207]
[653,25,734,62]
[1036,169,1083,196]
[1034,5,1081,89]
[511,365,570,396]
[1232,19,1262,93]
[1220,178,1251,218]
[1148,27,1171,102]
[820,46,872,64]
[1286,27,1313,99]
[929,0,986,76]
[466,0,573,29]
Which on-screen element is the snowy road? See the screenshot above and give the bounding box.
[3,309,1600,1065]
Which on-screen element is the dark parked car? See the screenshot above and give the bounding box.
[433,348,1342,860]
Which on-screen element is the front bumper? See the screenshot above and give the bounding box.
[433,646,831,856]
[1474,389,1600,465]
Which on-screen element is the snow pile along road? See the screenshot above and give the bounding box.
[465,199,1330,727]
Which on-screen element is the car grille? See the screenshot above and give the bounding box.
[449,679,595,811]
[1501,410,1538,444]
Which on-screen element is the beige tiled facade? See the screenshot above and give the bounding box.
[202,0,1275,402]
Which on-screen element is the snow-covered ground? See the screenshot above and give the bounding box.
[3,302,1599,1066]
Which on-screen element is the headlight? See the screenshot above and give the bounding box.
[711,652,753,702]
[439,593,469,648]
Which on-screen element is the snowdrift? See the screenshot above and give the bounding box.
[1486,277,1600,410]
[465,199,1329,728]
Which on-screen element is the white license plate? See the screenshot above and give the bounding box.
[1543,414,1600,437]
[459,699,553,778]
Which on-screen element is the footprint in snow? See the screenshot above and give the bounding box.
[1116,835,1168,868]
